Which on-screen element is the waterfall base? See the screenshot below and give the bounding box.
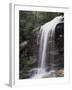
[31,69,56,78]
[30,66,64,79]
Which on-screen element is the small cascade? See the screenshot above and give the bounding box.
[31,16,64,78]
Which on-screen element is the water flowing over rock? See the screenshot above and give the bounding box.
[31,16,64,78]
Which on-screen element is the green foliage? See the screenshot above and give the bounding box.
[19,11,63,43]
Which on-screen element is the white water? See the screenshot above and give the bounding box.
[32,16,64,78]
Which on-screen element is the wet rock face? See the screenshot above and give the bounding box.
[55,23,64,54]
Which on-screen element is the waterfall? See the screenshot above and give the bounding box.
[32,16,64,78]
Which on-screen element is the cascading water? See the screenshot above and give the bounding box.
[31,16,64,78]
